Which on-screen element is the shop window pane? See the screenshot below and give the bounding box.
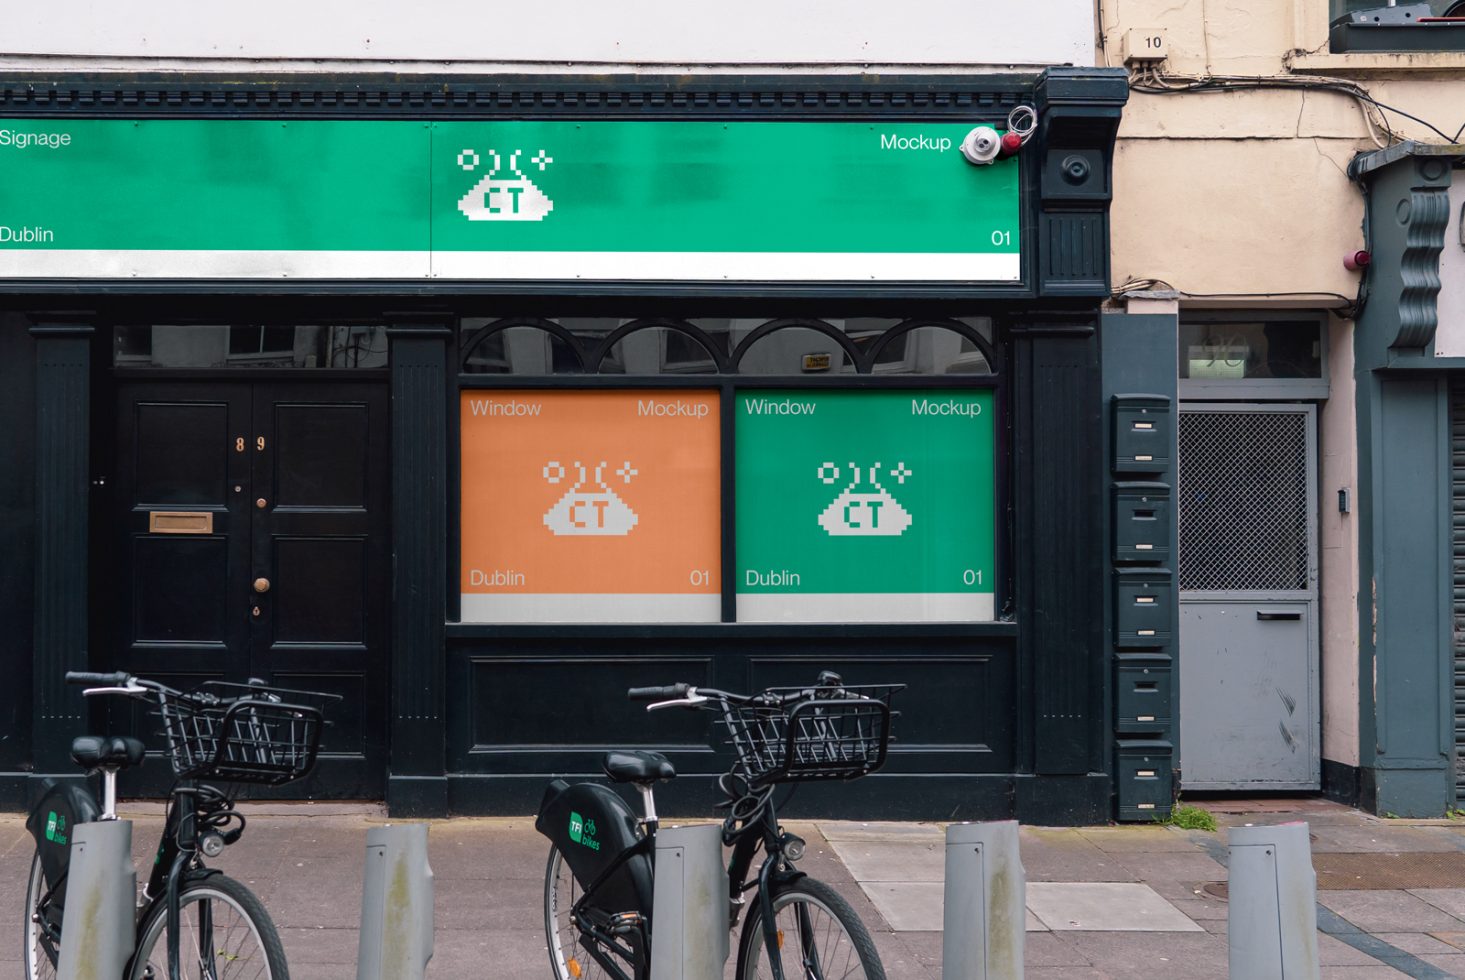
[735,324,860,375]
[114,325,388,369]
[735,388,997,623]
[460,320,582,375]
[459,389,721,623]
[1179,320,1322,380]
[599,326,722,374]
[869,321,994,375]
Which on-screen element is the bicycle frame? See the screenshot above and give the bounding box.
[566,791,808,980]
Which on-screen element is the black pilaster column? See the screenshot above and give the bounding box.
[1013,321,1107,823]
[387,316,452,816]
[30,322,94,786]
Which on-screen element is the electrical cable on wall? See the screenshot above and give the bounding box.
[1113,278,1363,318]
[1128,63,1465,147]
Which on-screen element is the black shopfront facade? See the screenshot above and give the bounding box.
[0,69,1175,823]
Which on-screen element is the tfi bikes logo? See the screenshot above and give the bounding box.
[457,148,555,222]
[568,811,601,851]
[45,810,68,846]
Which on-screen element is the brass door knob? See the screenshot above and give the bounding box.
[253,577,270,594]
[255,497,268,509]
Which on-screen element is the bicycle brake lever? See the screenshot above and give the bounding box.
[647,692,709,711]
[82,682,149,697]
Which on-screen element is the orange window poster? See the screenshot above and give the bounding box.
[460,390,721,622]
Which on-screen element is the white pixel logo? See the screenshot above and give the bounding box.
[542,460,638,536]
[816,462,913,537]
[458,149,555,222]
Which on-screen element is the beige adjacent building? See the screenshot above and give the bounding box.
[1105,0,1465,812]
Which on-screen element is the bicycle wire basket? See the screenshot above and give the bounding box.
[719,684,903,786]
[154,681,335,785]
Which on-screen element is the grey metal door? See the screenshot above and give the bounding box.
[1178,404,1320,789]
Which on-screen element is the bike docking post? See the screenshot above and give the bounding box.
[357,823,435,980]
[650,823,729,980]
[56,819,137,980]
[942,820,1025,980]
[1227,821,1320,980]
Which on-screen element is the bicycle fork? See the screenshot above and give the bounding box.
[162,784,220,980]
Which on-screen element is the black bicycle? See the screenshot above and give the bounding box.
[536,670,901,980]
[23,670,335,980]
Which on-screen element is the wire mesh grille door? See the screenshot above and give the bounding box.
[1179,410,1313,594]
[1451,378,1465,802]
[1178,404,1319,789]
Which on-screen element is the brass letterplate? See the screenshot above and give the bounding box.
[149,511,214,534]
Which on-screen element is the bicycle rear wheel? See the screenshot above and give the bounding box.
[544,844,644,980]
[736,876,885,980]
[129,874,288,979]
[23,850,60,980]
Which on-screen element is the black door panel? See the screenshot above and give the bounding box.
[271,403,372,508]
[132,401,234,506]
[130,536,231,644]
[113,380,388,799]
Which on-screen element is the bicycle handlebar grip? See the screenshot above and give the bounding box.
[627,683,690,702]
[65,670,130,686]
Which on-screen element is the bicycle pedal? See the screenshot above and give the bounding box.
[608,911,645,934]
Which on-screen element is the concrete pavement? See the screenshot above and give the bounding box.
[5,797,1465,978]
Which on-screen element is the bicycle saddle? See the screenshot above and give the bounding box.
[70,735,146,771]
[602,750,676,785]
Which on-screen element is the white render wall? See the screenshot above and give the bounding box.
[1,0,1095,71]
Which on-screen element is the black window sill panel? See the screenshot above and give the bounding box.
[1331,22,1465,52]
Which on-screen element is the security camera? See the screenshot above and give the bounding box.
[960,126,1002,166]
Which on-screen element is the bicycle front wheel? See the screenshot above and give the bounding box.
[545,844,643,980]
[736,876,886,980]
[129,874,289,979]
[23,850,60,980]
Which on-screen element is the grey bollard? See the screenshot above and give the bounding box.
[357,823,434,980]
[1228,822,1320,980]
[57,820,137,980]
[943,820,1025,980]
[650,823,729,980]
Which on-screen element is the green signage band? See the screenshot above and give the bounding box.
[0,119,1020,282]
[735,388,997,623]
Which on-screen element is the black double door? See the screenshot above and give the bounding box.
[112,381,389,798]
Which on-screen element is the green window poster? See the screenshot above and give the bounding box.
[735,389,996,622]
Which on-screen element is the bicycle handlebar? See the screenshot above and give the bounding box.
[627,684,691,702]
[65,671,131,687]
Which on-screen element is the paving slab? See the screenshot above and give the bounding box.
[1168,896,1229,921]
[1319,890,1465,934]
[1308,822,1463,854]
[855,879,1048,932]
[1410,888,1465,920]
[1374,931,1465,956]
[1416,953,1465,975]
[1316,966,1410,978]
[1055,929,1228,974]
[1107,850,1228,902]
[817,820,945,842]
[1019,827,1138,882]
[1318,932,1401,967]
[1074,825,1202,853]
[827,838,945,881]
[1026,882,1203,932]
